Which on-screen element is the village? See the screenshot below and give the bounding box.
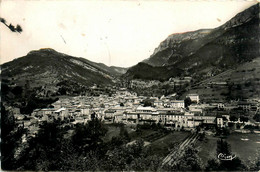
[9,87,260,140]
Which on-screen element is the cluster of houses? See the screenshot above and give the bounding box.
[9,88,260,138]
[124,77,192,89]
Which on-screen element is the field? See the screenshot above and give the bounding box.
[196,133,260,164]
[102,124,135,142]
[226,133,260,161]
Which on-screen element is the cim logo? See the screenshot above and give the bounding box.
[218,153,236,161]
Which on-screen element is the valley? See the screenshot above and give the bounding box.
[1,2,259,171]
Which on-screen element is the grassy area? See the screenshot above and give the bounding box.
[129,129,158,141]
[196,133,260,165]
[102,124,160,142]
[102,125,121,142]
[196,135,219,164]
[226,133,260,162]
[102,124,135,142]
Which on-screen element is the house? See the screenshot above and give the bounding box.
[72,116,85,124]
[54,108,68,120]
[187,119,195,128]
[186,94,200,103]
[104,109,116,123]
[218,103,225,109]
[238,101,252,111]
[39,108,56,116]
[81,107,90,115]
[52,100,62,109]
[136,106,156,113]
[114,112,124,123]
[189,105,203,113]
[34,108,56,121]
[154,100,164,107]
[170,100,185,109]
[123,112,138,124]
[202,116,216,124]
[159,112,187,129]
[157,107,184,114]
[216,114,229,128]
[15,114,25,121]
[110,106,126,113]
[138,112,159,124]
[216,117,224,128]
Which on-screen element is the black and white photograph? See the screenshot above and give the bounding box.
[1,0,259,171]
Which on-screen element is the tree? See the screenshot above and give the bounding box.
[240,116,248,122]
[206,139,246,171]
[222,127,230,136]
[142,99,152,107]
[16,24,22,33]
[119,125,130,142]
[0,17,6,24]
[15,117,110,171]
[9,24,15,32]
[219,156,246,171]
[253,113,260,122]
[100,139,161,171]
[15,119,64,170]
[230,115,238,121]
[216,139,231,156]
[72,117,107,150]
[1,103,17,170]
[0,17,23,33]
[164,145,203,171]
[247,150,260,170]
[198,132,205,141]
[205,158,220,171]
[12,86,23,96]
[184,97,192,108]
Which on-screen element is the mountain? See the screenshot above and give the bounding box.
[77,58,127,76]
[124,3,259,81]
[1,48,126,94]
[124,62,183,81]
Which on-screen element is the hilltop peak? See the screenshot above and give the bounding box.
[39,48,57,52]
[27,48,63,56]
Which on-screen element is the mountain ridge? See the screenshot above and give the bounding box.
[1,48,127,97]
[124,3,259,82]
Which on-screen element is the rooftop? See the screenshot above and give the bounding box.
[54,107,66,113]
[136,106,155,111]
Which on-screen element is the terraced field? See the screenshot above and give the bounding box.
[183,57,260,102]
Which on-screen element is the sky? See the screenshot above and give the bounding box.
[0,0,258,67]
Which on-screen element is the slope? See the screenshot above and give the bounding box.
[1,48,119,88]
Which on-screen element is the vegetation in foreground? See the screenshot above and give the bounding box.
[2,112,259,171]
